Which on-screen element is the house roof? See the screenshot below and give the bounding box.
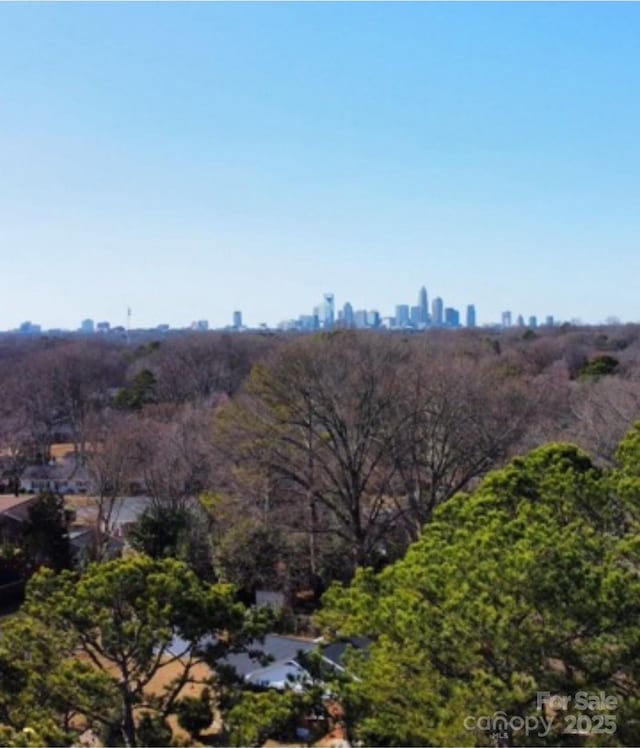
[165,633,317,682]
[0,495,37,517]
[69,528,95,549]
[244,659,311,692]
[21,464,74,480]
[223,635,317,678]
[322,637,371,669]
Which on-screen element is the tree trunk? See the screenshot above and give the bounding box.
[121,687,137,747]
[308,490,318,576]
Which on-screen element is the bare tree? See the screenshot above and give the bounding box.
[46,341,125,461]
[84,411,145,559]
[216,333,411,572]
[128,403,219,511]
[566,376,640,465]
[391,350,541,540]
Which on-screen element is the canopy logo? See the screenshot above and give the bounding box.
[463,691,618,741]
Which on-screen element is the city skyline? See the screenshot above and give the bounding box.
[1,4,640,330]
[1,283,620,334]
[6,281,565,335]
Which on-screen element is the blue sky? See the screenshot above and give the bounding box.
[1,2,639,329]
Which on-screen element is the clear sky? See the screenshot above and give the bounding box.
[1,2,639,330]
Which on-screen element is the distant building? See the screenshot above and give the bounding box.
[410,306,421,327]
[418,286,429,325]
[277,319,297,331]
[431,298,444,327]
[80,318,95,334]
[395,305,410,328]
[96,321,111,333]
[545,315,555,327]
[528,316,538,328]
[354,310,368,329]
[516,314,525,327]
[466,304,476,328]
[18,321,41,336]
[368,310,381,329]
[342,302,355,328]
[20,463,90,495]
[323,293,335,328]
[191,320,209,332]
[298,315,317,331]
[501,311,512,328]
[233,310,243,329]
[444,307,460,328]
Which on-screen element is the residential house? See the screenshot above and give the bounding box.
[166,633,368,692]
[0,495,38,543]
[20,462,90,495]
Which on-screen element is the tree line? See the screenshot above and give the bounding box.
[2,326,640,594]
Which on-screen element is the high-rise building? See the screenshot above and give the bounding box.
[395,305,410,328]
[432,297,444,327]
[545,315,555,327]
[501,311,512,328]
[233,310,243,329]
[354,310,368,329]
[410,306,421,327]
[528,316,538,328]
[96,321,110,333]
[80,318,95,334]
[444,307,460,328]
[516,314,525,327]
[298,315,316,331]
[466,305,476,328]
[418,286,429,325]
[368,310,381,329]
[323,293,335,328]
[18,321,41,335]
[342,302,355,328]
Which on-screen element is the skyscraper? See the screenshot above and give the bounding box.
[432,297,444,327]
[80,318,95,334]
[368,310,381,329]
[501,311,512,328]
[233,310,243,329]
[444,307,460,328]
[342,302,355,328]
[323,293,335,328]
[418,286,429,325]
[354,310,368,328]
[410,306,421,327]
[395,305,410,328]
[466,305,476,328]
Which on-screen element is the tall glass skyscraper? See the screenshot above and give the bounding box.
[418,286,429,325]
[432,297,444,327]
[323,293,335,328]
[466,304,476,328]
